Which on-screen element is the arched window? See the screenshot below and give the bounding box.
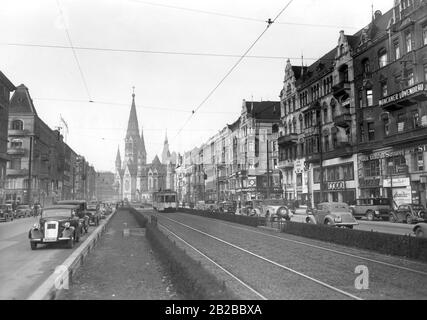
[299,114,304,133]
[378,48,388,68]
[293,118,297,134]
[11,120,23,130]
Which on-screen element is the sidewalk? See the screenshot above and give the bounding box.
[59,209,182,300]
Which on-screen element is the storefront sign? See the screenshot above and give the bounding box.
[325,181,346,191]
[359,178,381,188]
[365,150,405,161]
[383,177,410,188]
[379,83,426,106]
[295,160,304,174]
[393,187,412,207]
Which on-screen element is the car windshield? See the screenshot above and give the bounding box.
[373,199,391,205]
[43,209,71,218]
[329,204,349,211]
[263,200,285,206]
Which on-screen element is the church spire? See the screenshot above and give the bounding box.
[115,146,121,171]
[126,89,140,139]
[164,129,168,144]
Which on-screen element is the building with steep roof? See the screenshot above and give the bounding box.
[115,92,176,202]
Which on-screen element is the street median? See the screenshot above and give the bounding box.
[27,209,118,300]
[281,221,427,262]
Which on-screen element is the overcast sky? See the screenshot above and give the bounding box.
[0,0,394,172]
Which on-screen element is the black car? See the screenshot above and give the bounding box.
[0,204,14,222]
[86,207,101,226]
[56,200,90,233]
[28,205,83,250]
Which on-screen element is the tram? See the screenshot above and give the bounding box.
[152,190,178,212]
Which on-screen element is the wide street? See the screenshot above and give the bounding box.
[0,217,98,300]
[146,209,427,300]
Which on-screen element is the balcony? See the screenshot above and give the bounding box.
[278,133,298,146]
[332,81,351,98]
[278,160,294,169]
[305,153,321,164]
[325,142,353,159]
[334,113,352,128]
[380,82,427,112]
[384,126,427,147]
[6,168,29,176]
[7,148,25,156]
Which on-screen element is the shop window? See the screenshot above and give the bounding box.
[386,155,407,175]
[378,48,388,68]
[343,163,354,181]
[331,192,339,202]
[363,159,380,177]
[368,122,375,141]
[342,190,356,205]
[313,168,321,184]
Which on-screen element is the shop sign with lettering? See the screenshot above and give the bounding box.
[359,178,381,188]
[383,177,410,188]
[324,181,346,191]
[379,83,426,106]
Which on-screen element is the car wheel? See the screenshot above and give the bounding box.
[66,237,74,249]
[366,211,374,221]
[415,228,424,238]
[30,242,37,250]
[406,215,412,224]
[324,220,332,226]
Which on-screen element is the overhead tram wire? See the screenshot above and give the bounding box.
[56,0,92,102]
[173,0,295,142]
[3,42,337,62]
[128,0,359,30]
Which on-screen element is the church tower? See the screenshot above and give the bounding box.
[161,130,171,164]
[115,146,122,171]
[124,91,141,168]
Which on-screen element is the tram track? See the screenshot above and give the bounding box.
[150,211,427,300]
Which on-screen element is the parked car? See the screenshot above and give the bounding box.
[86,207,101,226]
[349,198,392,221]
[290,205,316,224]
[311,202,358,229]
[218,201,237,214]
[56,200,90,233]
[0,204,14,222]
[28,205,83,250]
[413,223,427,238]
[390,204,427,224]
[33,204,42,216]
[15,204,33,218]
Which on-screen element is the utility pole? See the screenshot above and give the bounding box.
[27,135,33,204]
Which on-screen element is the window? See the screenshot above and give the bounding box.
[362,58,370,75]
[343,163,354,180]
[366,89,373,107]
[10,158,21,170]
[384,118,390,136]
[323,135,329,152]
[323,108,328,124]
[11,140,23,148]
[406,69,414,87]
[299,117,303,133]
[368,122,375,141]
[378,48,388,68]
[363,159,380,177]
[11,120,23,130]
[405,32,412,53]
[358,89,364,108]
[380,81,388,98]
[411,109,420,129]
[423,24,427,46]
[313,168,321,183]
[296,173,303,187]
[414,151,424,171]
[393,41,400,61]
[397,113,406,132]
[360,123,365,142]
[332,131,338,149]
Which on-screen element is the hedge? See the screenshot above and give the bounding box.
[180,208,266,228]
[129,207,237,300]
[281,221,427,262]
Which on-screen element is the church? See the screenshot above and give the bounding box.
[114,91,176,202]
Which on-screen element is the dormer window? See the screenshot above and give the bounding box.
[11,120,23,130]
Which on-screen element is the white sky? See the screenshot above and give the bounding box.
[0,0,393,172]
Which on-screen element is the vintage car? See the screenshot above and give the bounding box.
[28,205,83,250]
[241,199,291,220]
[349,198,392,221]
[15,204,33,218]
[290,205,317,224]
[0,204,14,222]
[311,202,358,229]
[218,201,237,214]
[33,204,42,217]
[86,206,101,226]
[390,204,427,224]
[56,200,90,233]
[413,223,427,238]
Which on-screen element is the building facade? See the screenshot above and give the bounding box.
[0,71,15,204]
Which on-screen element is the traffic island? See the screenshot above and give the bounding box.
[58,209,181,300]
